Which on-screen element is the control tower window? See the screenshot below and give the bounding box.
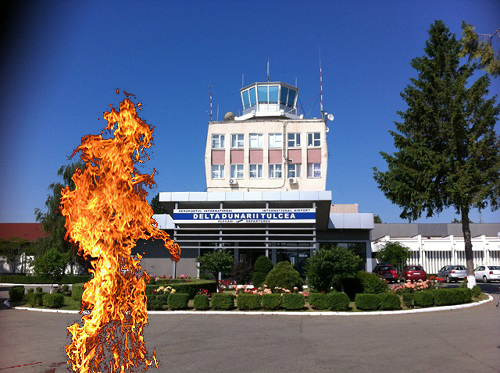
[212,134,225,149]
[258,86,268,104]
[287,89,296,107]
[269,86,279,103]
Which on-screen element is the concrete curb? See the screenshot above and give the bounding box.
[13,294,494,316]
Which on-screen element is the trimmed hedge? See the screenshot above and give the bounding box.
[42,293,64,308]
[325,292,350,311]
[237,294,261,310]
[471,285,481,298]
[147,294,169,310]
[9,286,25,302]
[0,275,91,284]
[309,293,328,310]
[261,294,281,310]
[193,295,210,310]
[72,283,85,302]
[403,293,415,308]
[168,293,189,310]
[211,293,235,310]
[379,293,401,310]
[146,280,217,299]
[281,294,305,310]
[433,288,472,306]
[355,293,380,311]
[414,291,434,307]
[25,292,44,307]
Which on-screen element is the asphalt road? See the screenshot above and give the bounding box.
[1,289,499,373]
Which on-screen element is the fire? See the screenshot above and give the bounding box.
[60,92,180,372]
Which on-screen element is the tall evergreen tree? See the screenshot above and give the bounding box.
[373,20,499,287]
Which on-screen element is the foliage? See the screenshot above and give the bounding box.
[264,261,303,291]
[374,215,382,224]
[145,280,217,299]
[252,255,274,288]
[230,261,253,284]
[471,285,482,298]
[355,293,381,311]
[150,193,166,214]
[71,283,85,301]
[306,246,362,293]
[281,293,305,310]
[33,248,67,286]
[261,294,281,310]
[378,293,401,310]
[196,250,234,290]
[432,288,472,306]
[460,22,500,77]
[237,293,262,310]
[42,293,65,308]
[193,294,210,310]
[25,292,44,307]
[0,275,91,284]
[167,293,189,310]
[373,20,499,287]
[210,293,235,310]
[402,292,415,308]
[414,291,434,308]
[147,294,168,310]
[309,293,329,310]
[0,237,28,274]
[9,286,25,302]
[358,271,389,294]
[376,242,410,272]
[324,292,350,311]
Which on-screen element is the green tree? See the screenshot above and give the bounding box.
[374,215,382,224]
[33,247,67,288]
[264,261,303,291]
[196,250,234,291]
[376,242,410,274]
[252,255,274,288]
[150,193,166,214]
[306,246,361,293]
[460,22,500,77]
[34,161,86,274]
[373,20,499,288]
[0,238,28,274]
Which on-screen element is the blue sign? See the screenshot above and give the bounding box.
[173,208,316,224]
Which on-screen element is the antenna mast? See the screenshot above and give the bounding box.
[319,48,324,118]
[209,82,213,122]
[267,58,270,82]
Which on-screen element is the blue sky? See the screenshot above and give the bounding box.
[1,0,499,224]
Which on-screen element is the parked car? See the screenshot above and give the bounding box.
[401,265,427,282]
[437,265,466,283]
[474,265,500,283]
[373,264,399,283]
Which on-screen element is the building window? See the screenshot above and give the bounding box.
[307,163,321,178]
[307,133,320,147]
[269,164,282,178]
[288,133,301,148]
[212,134,225,149]
[230,164,244,179]
[249,134,263,149]
[269,133,283,148]
[231,134,244,148]
[211,165,224,179]
[288,164,301,178]
[249,164,263,178]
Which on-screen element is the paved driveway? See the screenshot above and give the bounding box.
[1,297,499,373]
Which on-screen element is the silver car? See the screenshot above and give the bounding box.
[437,265,467,283]
[474,265,500,283]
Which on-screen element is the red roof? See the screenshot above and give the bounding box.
[0,223,49,242]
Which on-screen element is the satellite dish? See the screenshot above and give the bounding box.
[224,112,235,121]
[327,113,334,121]
[325,127,330,133]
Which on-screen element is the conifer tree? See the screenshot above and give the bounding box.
[373,20,499,287]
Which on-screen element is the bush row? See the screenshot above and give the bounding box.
[309,292,350,311]
[355,293,402,311]
[413,288,473,308]
[0,275,91,284]
[145,280,217,299]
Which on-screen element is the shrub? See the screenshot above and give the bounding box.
[403,292,415,308]
[42,293,64,308]
[456,288,472,304]
[355,293,380,311]
[168,293,189,310]
[237,294,261,310]
[379,293,401,310]
[211,293,235,310]
[36,287,43,293]
[414,291,434,307]
[147,294,169,310]
[433,289,456,306]
[261,294,281,310]
[309,293,328,310]
[471,285,482,298]
[325,292,350,311]
[145,280,217,299]
[72,283,85,302]
[252,256,273,287]
[9,286,25,302]
[27,288,34,293]
[281,293,305,310]
[230,262,253,284]
[193,294,210,310]
[265,261,302,291]
[358,271,389,294]
[62,285,70,293]
[25,292,44,307]
[0,274,91,284]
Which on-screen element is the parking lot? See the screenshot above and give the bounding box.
[0,283,499,373]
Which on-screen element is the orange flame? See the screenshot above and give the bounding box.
[60,93,180,372]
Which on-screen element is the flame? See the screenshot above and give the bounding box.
[60,93,180,372]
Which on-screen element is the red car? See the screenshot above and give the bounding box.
[373,264,399,283]
[401,265,427,282]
